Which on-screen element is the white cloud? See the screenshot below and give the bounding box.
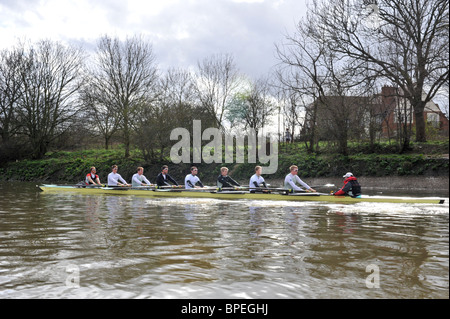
[0,0,308,78]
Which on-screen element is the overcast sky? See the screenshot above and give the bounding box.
[0,0,308,78]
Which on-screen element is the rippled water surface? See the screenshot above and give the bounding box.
[0,182,448,298]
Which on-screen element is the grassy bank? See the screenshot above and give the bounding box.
[0,140,448,184]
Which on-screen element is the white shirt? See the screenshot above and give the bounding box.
[284,173,311,191]
[108,172,127,186]
[185,174,201,189]
[249,174,265,189]
[132,173,152,187]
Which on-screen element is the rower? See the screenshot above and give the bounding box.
[156,165,179,187]
[284,165,316,192]
[132,167,153,187]
[332,172,362,198]
[217,167,240,190]
[185,166,204,189]
[107,165,130,187]
[85,166,101,186]
[249,165,269,193]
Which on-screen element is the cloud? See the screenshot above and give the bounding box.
[0,0,307,78]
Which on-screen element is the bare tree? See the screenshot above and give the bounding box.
[79,86,120,149]
[0,46,24,143]
[135,67,216,163]
[138,68,197,162]
[195,53,240,130]
[135,99,172,163]
[290,90,316,150]
[276,16,364,155]
[160,67,198,107]
[275,19,332,152]
[226,76,276,138]
[394,92,414,151]
[307,0,449,143]
[316,55,371,155]
[14,40,84,159]
[271,86,308,147]
[87,35,159,157]
[364,85,386,151]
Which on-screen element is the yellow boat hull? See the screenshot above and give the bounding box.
[38,185,446,204]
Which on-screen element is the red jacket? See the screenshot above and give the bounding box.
[85,173,99,185]
[334,176,361,196]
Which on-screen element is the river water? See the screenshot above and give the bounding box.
[0,182,448,299]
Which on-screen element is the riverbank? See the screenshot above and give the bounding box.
[0,145,448,189]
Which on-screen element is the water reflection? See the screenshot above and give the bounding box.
[0,183,448,298]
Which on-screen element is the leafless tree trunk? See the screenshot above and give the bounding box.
[134,67,216,163]
[366,89,384,152]
[276,16,374,155]
[14,40,84,159]
[274,87,309,148]
[275,17,339,152]
[300,92,319,152]
[79,87,119,149]
[0,46,24,143]
[395,92,414,152]
[226,76,276,138]
[87,35,159,157]
[195,53,240,130]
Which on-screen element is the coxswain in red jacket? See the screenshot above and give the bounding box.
[333,172,361,197]
[85,166,101,186]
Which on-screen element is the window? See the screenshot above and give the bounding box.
[427,113,440,127]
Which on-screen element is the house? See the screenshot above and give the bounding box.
[300,86,449,142]
[299,94,375,144]
[378,86,449,138]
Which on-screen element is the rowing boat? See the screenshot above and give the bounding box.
[37,184,446,204]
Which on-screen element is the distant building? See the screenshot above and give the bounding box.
[378,86,449,138]
[301,86,449,141]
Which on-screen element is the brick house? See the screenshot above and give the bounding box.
[378,86,449,138]
[300,86,449,141]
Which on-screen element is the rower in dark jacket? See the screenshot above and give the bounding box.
[156,165,179,187]
[333,172,361,198]
[217,167,240,189]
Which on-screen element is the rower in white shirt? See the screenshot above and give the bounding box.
[284,165,316,192]
[185,166,204,189]
[107,165,130,187]
[249,165,268,193]
[131,167,153,187]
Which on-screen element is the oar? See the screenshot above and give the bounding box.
[219,186,291,194]
[217,186,331,196]
[104,184,132,188]
[155,185,183,189]
[174,187,217,192]
[309,183,335,188]
[75,182,106,188]
[127,185,182,189]
[132,185,205,192]
[130,185,215,192]
[224,185,331,194]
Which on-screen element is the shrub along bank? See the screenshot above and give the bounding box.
[0,147,448,184]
